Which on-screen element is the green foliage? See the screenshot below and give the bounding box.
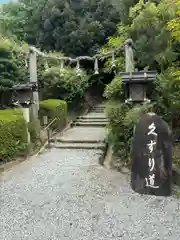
[112,0,139,24]
[105,102,153,164]
[0,109,28,161]
[105,102,133,164]
[0,2,28,40]
[102,1,180,167]
[103,76,124,100]
[41,67,89,103]
[28,119,40,143]
[100,25,130,73]
[0,38,18,86]
[1,0,180,167]
[101,0,179,72]
[173,143,180,168]
[39,99,67,129]
[1,0,121,56]
[167,0,180,42]
[176,190,180,198]
[0,38,16,105]
[0,36,29,106]
[154,67,180,126]
[39,99,66,110]
[101,25,130,53]
[104,67,180,165]
[130,0,177,70]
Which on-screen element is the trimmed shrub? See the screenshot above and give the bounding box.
[39,99,67,129]
[0,109,28,161]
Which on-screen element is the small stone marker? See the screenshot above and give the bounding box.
[131,112,172,196]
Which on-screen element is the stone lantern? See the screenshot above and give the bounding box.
[11,82,38,143]
[11,82,38,107]
[120,71,157,104]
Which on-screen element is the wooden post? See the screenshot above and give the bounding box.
[124,39,134,73]
[29,47,39,119]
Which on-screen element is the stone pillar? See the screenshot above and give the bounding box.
[22,107,31,144]
[29,47,39,119]
[124,39,134,73]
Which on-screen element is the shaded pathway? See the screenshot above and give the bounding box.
[1,149,180,239]
[1,104,180,239]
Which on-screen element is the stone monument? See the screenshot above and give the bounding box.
[131,112,172,196]
[122,39,172,196]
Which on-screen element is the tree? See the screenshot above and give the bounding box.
[129,0,177,71]
[102,0,178,71]
[0,37,18,106]
[0,0,121,56]
[0,38,18,87]
[112,0,139,24]
[168,0,180,42]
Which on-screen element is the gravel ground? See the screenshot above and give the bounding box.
[1,148,180,240]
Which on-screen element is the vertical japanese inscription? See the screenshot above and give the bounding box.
[145,122,160,188]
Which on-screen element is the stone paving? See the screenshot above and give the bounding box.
[1,149,180,240]
[1,104,180,240]
[55,127,106,143]
[50,104,108,150]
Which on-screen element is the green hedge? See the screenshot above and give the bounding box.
[39,99,67,129]
[0,109,28,161]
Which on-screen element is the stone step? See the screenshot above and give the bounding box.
[76,119,109,123]
[92,105,105,107]
[92,108,104,110]
[92,105,105,108]
[78,116,107,120]
[72,122,108,127]
[54,127,106,142]
[91,111,104,113]
[92,109,104,112]
[74,121,109,126]
[83,112,106,116]
[49,142,106,150]
[91,107,104,110]
[50,138,105,144]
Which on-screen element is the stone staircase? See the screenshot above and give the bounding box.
[49,104,108,151]
[72,106,108,127]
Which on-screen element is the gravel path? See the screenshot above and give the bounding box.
[1,148,180,240]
